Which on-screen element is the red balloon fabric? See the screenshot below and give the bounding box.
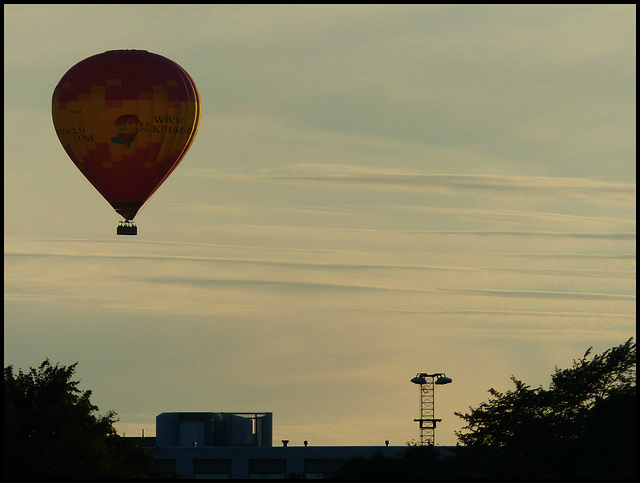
[52,50,201,221]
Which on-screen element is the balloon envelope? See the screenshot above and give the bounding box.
[52,50,201,221]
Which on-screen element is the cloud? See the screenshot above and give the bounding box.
[183,163,635,206]
[4,236,635,273]
[272,168,636,203]
[393,205,635,232]
[439,287,634,301]
[5,236,634,326]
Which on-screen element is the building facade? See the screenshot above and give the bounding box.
[133,412,455,479]
[152,444,413,479]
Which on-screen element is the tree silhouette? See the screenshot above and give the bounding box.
[327,339,635,479]
[454,338,636,478]
[4,359,172,478]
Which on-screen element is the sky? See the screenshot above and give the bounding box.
[4,5,636,446]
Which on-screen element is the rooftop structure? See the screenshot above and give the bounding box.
[131,409,458,478]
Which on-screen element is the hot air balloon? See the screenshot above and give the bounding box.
[52,50,201,235]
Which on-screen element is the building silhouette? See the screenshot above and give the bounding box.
[130,411,455,478]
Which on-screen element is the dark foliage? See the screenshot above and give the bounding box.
[4,359,175,479]
[454,338,636,478]
[327,339,636,479]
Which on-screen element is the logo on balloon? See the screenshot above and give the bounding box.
[111,114,142,147]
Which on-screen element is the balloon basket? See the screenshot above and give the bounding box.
[117,220,137,236]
